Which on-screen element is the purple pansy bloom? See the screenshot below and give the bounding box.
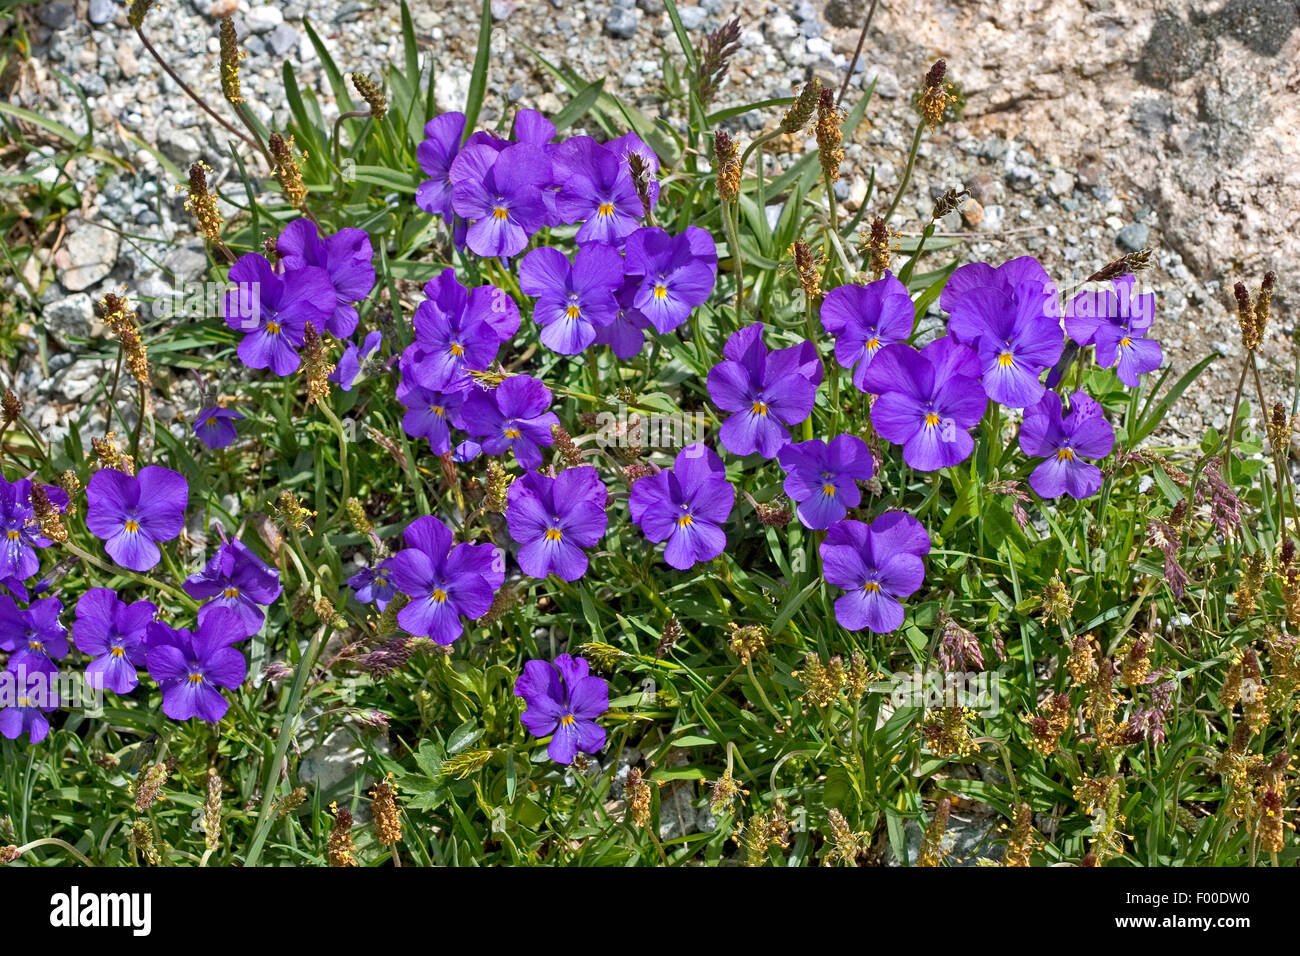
[777,435,875,529]
[707,323,823,459]
[460,375,561,469]
[0,594,67,678]
[396,377,467,455]
[85,467,188,572]
[182,537,282,638]
[514,654,609,764]
[820,272,914,389]
[329,330,383,391]
[519,244,623,354]
[552,136,644,246]
[450,142,551,258]
[415,111,467,222]
[593,279,652,359]
[506,467,609,581]
[387,515,504,645]
[0,476,67,580]
[623,227,717,333]
[859,337,987,471]
[193,407,244,450]
[1018,390,1115,499]
[1065,275,1161,387]
[277,218,376,338]
[606,131,660,207]
[0,670,58,743]
[943,256,1063,408]
[819,512,930,633]
[73,588,155,694]
[403,269,514,390]
[628,444,734,570]
[145,609,248,722]
[222,253,333,376]
[349,560,397,612]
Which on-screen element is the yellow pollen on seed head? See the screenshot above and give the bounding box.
[560,714,576,726]
[565,305,581,319]
[653,284,668,299]
[431,588,448,603]
[751,400,769,416]
[998,351,1015,367]
[1057,448,1075,461]
[678,514,693,527]
[863,581,880,593]
[492,206,508,220]
[124,519,140,533]
[504,426,521,439]
[924,412,941,427]
[597,202,614,216]
[450,342,465,356]
[266,321,281,335]
[545,528,563,541]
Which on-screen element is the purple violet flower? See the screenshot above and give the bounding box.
[606,131,660,207]
[396,378,467,455]
[349,560,397,612]
[145,610,248,722]
[707,322,823,459]
[1065,275,1161,387]
[628,443,734,570]
[776,435,875,529]
[819,512,931,633]
[415,111,467,222]
[72,588,155,694]
[182,537,283,638]
[449,142,551,258]
[193,407,244,450]
[0,594,67,678]
[402,268,514,390]
[0,476,67,581]
[623,226,717,333]
[858,337,986,471]
[222,253,334,376]
[506,466,609,581]
[277,218,376,338]
[820,272,914,389]
[386,515,505,645]
[329,330,383,392]
[518,243,624,354]
[0,669,58,743]
[1018,390,1115,499]
[552,136,645,246]
[460,375,561,469]
[85,466,188,572]
[593,279,652,359]
[514,654,609,764]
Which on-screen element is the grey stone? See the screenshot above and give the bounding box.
[268,23,300,57]
[56,222,120,292]
[1215,0,1298,57]
[42,293,95,341]
[823,0,865,29]
[1116,222,1150,252]
[677,5,706,29]
[245,4,284,33]
[1047,169,1075,198]
[158,128,202,169]
[604,6,639,38]
[1137,13,1209,88]
[490,0,516,20]
[636,0,665,12]
[88,0,118,26]
[38,2,75,29]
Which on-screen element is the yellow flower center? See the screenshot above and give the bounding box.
[653,284,668,299]
[430,405,445,418]
[205,418,219,427]
[597,202,614,216]
[188,673,204,684]
[17,696,30,707]
[1057,447,1075,461]
[223,587,240,599]
[450,342,465,356]
[924,412,940,427]
[1119,336,1131,349]
[866,337,881,351]
[822,483,836,496]
[678,514,693,527]
[492,206,508,220]
[111,646,126,658]
[565,304,581,319]
[545,528,563,541]
[266,321,280,335]
[431,588,448,603]
[504,426,521,439]
[863,581,881,593]
[28,640,42,650]
[998,351,1015,367]
[124,519,140,533]
[560,714,576,726]
[6,530,18,540]
[751,400,768,416]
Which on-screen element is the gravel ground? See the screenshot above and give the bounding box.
[4,0,1298,456]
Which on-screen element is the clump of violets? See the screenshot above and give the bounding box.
[72,589,156,694]
[0,475,68,580]
[387,515,504,645]
[460,375,560,469]
[514,654,609,764]
[942,256,1064,408]
[518,244,623,354]
[1064,275,1162,386]
[819,512,931,633]
[145,609,248,723]
[629,444,734,570]
[348,560,397,612]
[707,323,822,459]
[1018,391,1116,499]
[820,272,914,389]
[276,218,376,338]
[776,435,875,529]
[85,466,188,572]
[505,467,609,581]
[859,338,986,471]
[623,226,717,335]
[222,253,333,376]
[193,407,244,450]
[0,669,58,743]
[0,594,67,678]
[182,537,282,638]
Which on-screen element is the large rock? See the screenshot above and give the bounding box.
[55,221,120,292]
